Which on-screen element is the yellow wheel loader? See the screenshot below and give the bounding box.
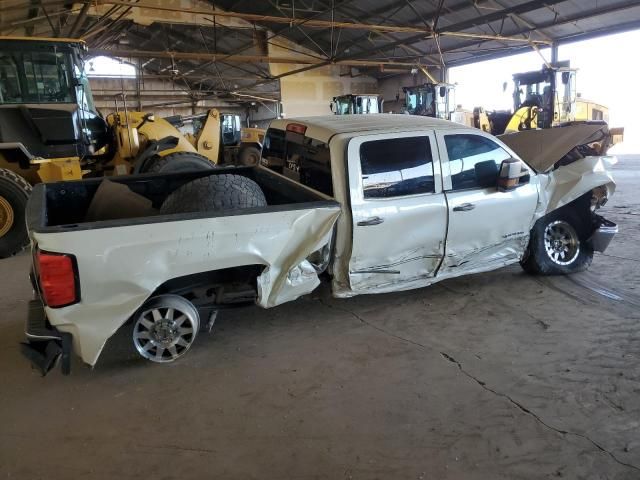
[0,36,263,257]
[474,61,623,137]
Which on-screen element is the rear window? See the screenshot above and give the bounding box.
[261,127,332,196]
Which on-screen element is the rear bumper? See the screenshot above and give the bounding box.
[589,217,617,253]
[21,300,72,375]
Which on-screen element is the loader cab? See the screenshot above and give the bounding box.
[403,83,454,119]
[220,113,242,145]
[512,62,577,129]
[0,37,108,159]
[331,94,381,115]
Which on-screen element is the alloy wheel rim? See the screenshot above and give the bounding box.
[543,220,580,266]
[0,196,14,238]
[133,306,197,363]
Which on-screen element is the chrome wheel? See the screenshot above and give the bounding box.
[133,295,199,363]
[543,220,580,266]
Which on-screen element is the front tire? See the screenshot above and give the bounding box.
[238,146,261,166]
[521,210,593,275]
[0,169,32,258]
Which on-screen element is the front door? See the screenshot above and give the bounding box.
[436,131,539,276]
[347,132,448,294]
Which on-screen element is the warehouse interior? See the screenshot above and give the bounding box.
[1,1,640,478]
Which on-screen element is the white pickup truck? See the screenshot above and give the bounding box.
[23,115,617,374]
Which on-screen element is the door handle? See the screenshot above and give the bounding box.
[453,203,476,212]
[357,216,384,226]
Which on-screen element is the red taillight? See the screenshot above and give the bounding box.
[36,251,79,308]
[286,123,307,135]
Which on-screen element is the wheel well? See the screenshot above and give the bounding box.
[150,264,266,308]
[547,190,598,239]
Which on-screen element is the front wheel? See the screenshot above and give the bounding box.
[521,210,593,275]
[238,146,261,166]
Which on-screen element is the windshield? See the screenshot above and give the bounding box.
[406,89,435,116]
[333,97,352,115]
[354,96,379,114]
[0,49,74,104]
[513,73,553,112]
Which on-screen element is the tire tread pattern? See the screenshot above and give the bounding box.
[521,209,593,275]
[0,168,33,258]
[160,174,267,214]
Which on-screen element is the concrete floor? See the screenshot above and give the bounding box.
[1,157,639,480]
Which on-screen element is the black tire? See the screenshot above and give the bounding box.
[160,174,267,214]
[238,146,261,166]
[144,152,215,174]
[521,209,593,275]
[0,169,32,258]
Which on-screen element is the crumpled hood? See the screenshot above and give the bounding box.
[498,123,610,172]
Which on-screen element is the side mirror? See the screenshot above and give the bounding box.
[498,158,530,191]
[329,102,334,112]
[502,81,508,92]
[562,71,570,85]
[439,86,447,98]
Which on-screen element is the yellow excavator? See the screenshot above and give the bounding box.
[0,36,263,257]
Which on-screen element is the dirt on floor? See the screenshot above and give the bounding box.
[1,157,639,480]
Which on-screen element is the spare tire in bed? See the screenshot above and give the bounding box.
[160,174,267,214]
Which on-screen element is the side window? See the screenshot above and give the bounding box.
[360,136,434,199]
[444,134,511,191]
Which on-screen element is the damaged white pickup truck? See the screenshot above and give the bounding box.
[23,115,617,374]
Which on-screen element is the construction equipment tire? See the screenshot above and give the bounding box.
[0,169,32,258]
[145,152,215,174]
[238,146,261,166]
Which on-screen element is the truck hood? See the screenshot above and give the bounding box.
[498,123,611,173]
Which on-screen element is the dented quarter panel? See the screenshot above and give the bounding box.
[33,206,340,365]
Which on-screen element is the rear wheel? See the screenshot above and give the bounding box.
[132,294,200,363]
[144,151,215,174]
[0,169,32,258]
[521,209,593,275]
[160,174,267,214]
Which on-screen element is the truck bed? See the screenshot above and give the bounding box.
[27,166,336,233]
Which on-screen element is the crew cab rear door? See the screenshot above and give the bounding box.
[347,132,447,293]
[436,130,539,275]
